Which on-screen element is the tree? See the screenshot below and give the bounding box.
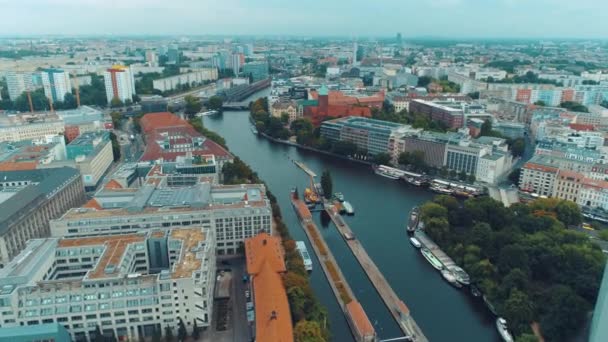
[320,170,333,199]
[420,202,448,221]
[480,120,493,137]
[425,217,450,244]
[373,152,392,166]
[554,200,582,226]
[280,112,289,125]
[540,285,589,340]
[560,101,588,113]
[331,141,357,156]
[62,92,78,109]
[177,319,187,341]
[110,111,122,129]
[515,334,539,342]
[164,326,174,342]
[109,132,121,162]
[191,319,200,339]
[468,91,480,100]
[110,97,123,108]
[509,138,525,158]
[417,76,432,87]
[533,100,546,106]
[503,290,534,335]
[207,95,223,111]
[184,95,202,116]
[294,320,325,342]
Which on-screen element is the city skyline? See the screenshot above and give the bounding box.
[1,0,607,39]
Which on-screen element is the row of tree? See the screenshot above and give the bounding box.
[419,195,605,341]
[221,157,330,341]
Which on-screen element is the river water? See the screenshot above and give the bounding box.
[205,107,499,341]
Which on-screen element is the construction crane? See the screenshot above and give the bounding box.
[70,72,80,108]
[293,160,320,205]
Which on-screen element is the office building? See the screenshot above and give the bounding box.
[245,233,293,342]
[409,99,465,129]
[139,112,233,170]
[168,46,180,65]
[305,86,379,126]
[50,170,272,255]
[394,131,462,168]
[5,71,37,101]
[0,227,215,341]
[0,136,67,171]
[321,116,420,156]
[0,113,65,143]
[57,132,114,190]
[104,65,136,104]
[242,62,269,82]
[0,168,85,268]
[152,69,218,92]
[41,68,72,104]
[444,142,485,175]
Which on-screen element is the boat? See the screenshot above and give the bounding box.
[448,266,470,286]
[496,317,514,342]
[483,295,498,316]
[341,201,355,215]
[334,192,345,202]
[470,284,482,297]
[295,241,313,272]
[409,237,422,248]
[407,206,420,233]
[441,269,462,288]
[374,165,403,180]
[251,125,258,134]
[420,248,443,270]
[304,188,319,207]
[197,110,218,117]
[430,185,453,195]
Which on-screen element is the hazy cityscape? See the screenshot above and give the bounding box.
[1,2,608,342]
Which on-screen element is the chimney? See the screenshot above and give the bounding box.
[270,310,277,320]
[262,239,267,245]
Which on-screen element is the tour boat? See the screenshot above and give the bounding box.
[441,269,462,288]
[334,192,345,202]
[448,266,471,286]
[496,318,514,342]
[409,237,422,248]
[421,248,443,271]
[373,165,403,180]
[406,206,420,233]
[295,241,313,272]
[341,201,355,215]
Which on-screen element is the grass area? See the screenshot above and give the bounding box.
[325,260,352,304]
[307,223,328,256]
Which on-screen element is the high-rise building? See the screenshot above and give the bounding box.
[5,71,36,101]
[168,45,180,65]
[103,65,135,104]
[353,42,358,66]
[41,68,72,104]
[145,50,158,66]
[229,53,244,73]
[242,62,269,82]
[396,32,403,45]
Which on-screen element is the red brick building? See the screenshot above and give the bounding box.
[304,86,379,126]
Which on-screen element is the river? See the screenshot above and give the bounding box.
[205,106,500,342]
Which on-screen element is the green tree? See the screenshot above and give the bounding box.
[331,141,357,156]
[206,95,223,111]
[509,138,526,158]
[320,170,333,199]
[560,101,589,113]
[425,217,450,244]
[294,320,325,342]
[554,200,582,226]
[420,202,448,221]
[533,100,546,106]
[109,132,121,162]
[373,152,392,166]
[110,111,122,129]
[177,318,187,341]
[184,95,202,116]
[164,326,174,342]
[417,76,432,87]
[504,290,534,335]
[191,319,200,339]
[540,285,589,340]
[515,334,538,342]
[110,97,123,108]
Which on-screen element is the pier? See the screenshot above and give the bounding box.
[290,192,376,342]
[325,203,428,342]
[414,230,456,269]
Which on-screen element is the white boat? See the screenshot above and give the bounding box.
[496,317,514,342]
[198,110,218,116]
[409,237,422,248]
[342,201,355,215]
[441,269,462,288]
[421,248,443,271]
[448,266,470,286]
[374,165,404,180]
[295,241,313,272]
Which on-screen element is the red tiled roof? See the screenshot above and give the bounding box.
[310,90,384,107]
[104,179,123,190]
[569,123,595,131]
[83,198,102,210]
[523,162,559,174]
[0,161,38,171]
[245,233,293,342]
[139,112,233,162]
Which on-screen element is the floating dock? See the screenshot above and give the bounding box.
[414,230,457,270]
[290,192,376,342]
[325,203,428,342]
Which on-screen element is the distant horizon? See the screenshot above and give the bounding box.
[2,0,607,39]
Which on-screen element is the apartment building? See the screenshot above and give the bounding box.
[0,227,215,341]
[519,156,560,196]
[0,168,85,268]
[577,178,608,211]
[270,100,298,123]
[152,69,218,92]
[50,173,271,256]
[0,115,65,143]
[104,65,135,104]
[409,99,465,129]
[553,170,585,202]
[5,71,37,101]
[41,68,72,104]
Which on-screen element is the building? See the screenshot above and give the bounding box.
[390,93,471,113]
[5,71,37,101]
[145,50,158,66]
[0,323,72,342]
[139,112,233,169]
[393,131,465,168]
[60,131,114,190]
[578,178,608,211]
[50,172,271,256]
[270,100,298,123]
[104,65,135,104]
[444,142,486,175]
[590,263,608,342]
[0,136,67,171]
[152,69,218,92]
[242,62,269,82]
[409,99,465,129]
[168,46,180,65]
[245,233,293,342]
[0,227,215,341]
[305,86,374,126]
[519,156,560,196]
[140,95,169,113]
[493,121,526,139]
[0,113,64,143]
[553,170,585,202]
[0,168,85,268]
[41,68,72,104]
[58,105,112,141]
[321,116,420,156]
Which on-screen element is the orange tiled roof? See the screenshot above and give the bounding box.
[0,161,38,171]
[523,162,558,174]
[104,179,123,190]
[245,233,293,342]
[83,198,102,210]
[346,301,375,338]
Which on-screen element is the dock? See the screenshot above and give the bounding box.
[325,204,428,342]
[414,230,456,269]
[290,192,376,342]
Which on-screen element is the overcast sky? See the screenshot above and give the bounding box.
[1,0,606,38]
